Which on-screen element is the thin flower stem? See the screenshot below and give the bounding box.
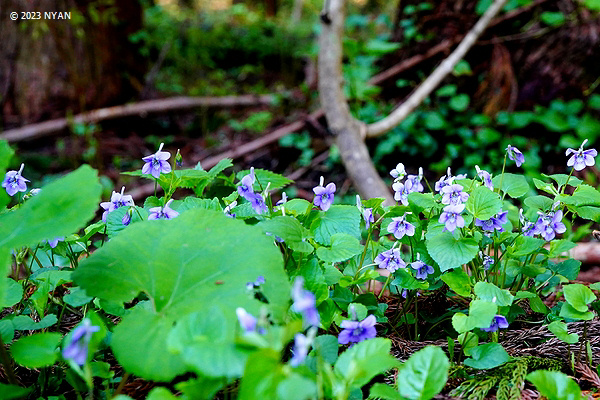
[377,273,393,300]
[112,372,130,398]
[561,167,575,195]
[414,296,418,339]
[497,153,507,200]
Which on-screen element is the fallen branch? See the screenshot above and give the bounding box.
[128,110,324,200]
[0,94,278,143]
[366,0,508,138]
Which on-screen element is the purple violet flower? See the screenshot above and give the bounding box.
[47,237,65,249]
[434,168,467,194]
[475,210,508,233]
[566,139,597,171]
[291,277,320,327]
[392,181,409,206]
[390,163,406,181]
[374,247,406,272]
[533,210,566,241]
[520,209,535,237]
[481,315,509,332]
[2,164,29,197]
[238,168,256,200]
[246,275,266,290]
[475,165,494,190]
[363,208,374,229]
[402,289,421,299]
[224,201,237,218]
[62,318,100,366]
[482,254,494,271]
[290,329,316,367]
[248,192,268,214]
[313,177,336,211]
[387,214,415,239]
[439,204,466,233]
[338,314,377,345]
[441,183,469,205]
[100,186,134,222]
[148,199,179,220]
[236,307,260,334]
[405,167,424,193]
[411,260,434,280]
[142,143,171,179]
[506,145,525,167]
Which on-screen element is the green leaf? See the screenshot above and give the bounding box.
[238,349,283,400]
[576,206,600,222]
[236,169,292,191]
[540,11,565,26]
[510,236,545,257]
[10,332,62,368]
[524,195,554,211]
[426,232,479,272]
[474,282,514,307]
[563,284,595,312]
[284,199,312,217]
[526,370,582,400]
[12,314,58,331]
[453,60,472,76]
[364,39,400,55]
[0,383,31,400]
[310,335,339,364]
[2,279,23,308]
[310,205,361,245]
[175,376,226,400]
[559,303,594,321]
[369,383,403,400]
[466,186,502,220]
[0,249,10,309]
[435,85,457,97]
[449,94,470,112]
[452,300,497,333]
[64,287,94,307]
[178,197,222,212]
[549,259,581,280]
[258,216,313,253]
[548,321,579,344]
[543,174,582,188]
[391,269,429,290]
[0,166,102,250]
[73,209,290,381]
[167,306,249,378]
[463,342,510,369]
[397,346,449,400]
[316,233,363,263]
[276,374,318,400]
[146,387,178,400]
[529,295,549,314]
[334,338,400,389]
[407,192,437,210]
[548,240,577,258]
[441,268,472,297]
[538,110,570,132]
[589,93,600,108]
[424,112,446,130]
[492,173,529,198]
[559,184,600,206]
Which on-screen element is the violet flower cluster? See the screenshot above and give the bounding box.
[291,277,320,327]
[148,199,179,220]
[391,165,424,205]
[63,318,100,366]
[475,211,508,233]
[142,143,172,179]
[481,315,509,332]
[313,176,336,211]
[566,139,597,171]
[2,163,29,196]
[387,213,415,239]
[411,260,434,280]
[100,186,134,222]
[238,168,268,214]
[374,247,406,273]
[506,145,525,167]
[338,312,377,346]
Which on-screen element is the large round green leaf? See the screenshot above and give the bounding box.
[73,209,290,381]
[466,186,501,220]
[426,232,479,272]
[0,165,101,250]
[10,332,62,368]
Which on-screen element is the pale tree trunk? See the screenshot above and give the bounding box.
[317,0,507,201]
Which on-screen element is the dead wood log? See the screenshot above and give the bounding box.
[0,94,278,143]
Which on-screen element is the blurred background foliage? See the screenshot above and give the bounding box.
[1,0,599,203]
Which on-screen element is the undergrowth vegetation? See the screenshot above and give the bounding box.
[1,136,599,399]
